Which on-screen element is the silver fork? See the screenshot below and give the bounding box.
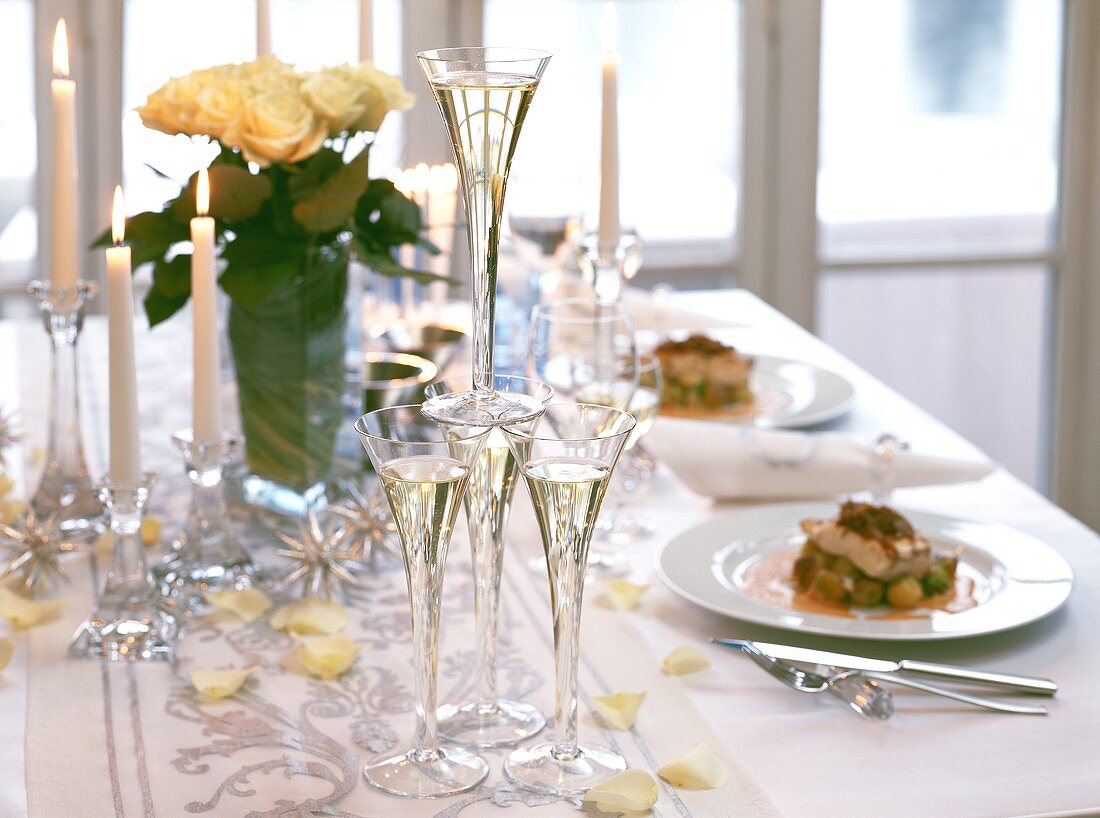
[724,639,1048,716]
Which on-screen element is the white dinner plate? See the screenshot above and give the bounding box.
[659,355,855,428]
[655,501,1074,641]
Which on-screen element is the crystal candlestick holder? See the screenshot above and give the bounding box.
[157,431,257,608]
[69,475,177,661]
[26,280,105,536]
[577,231,644,304]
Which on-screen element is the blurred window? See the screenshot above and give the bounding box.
[0,0,37,291]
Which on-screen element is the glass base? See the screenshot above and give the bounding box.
[68,606,177,661]
[437,699,547,748]
[420,389,545,426]
[528,547,630,581]
[503,742,627,797]
[363,746,489,798]
[154,554,260,610]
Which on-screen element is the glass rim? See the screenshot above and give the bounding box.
[531,297,633,325]
[354,404,490,445]
[361,351,438,389]
[501,402,636,443]
[425,374,555,402]
[417,47,552,64]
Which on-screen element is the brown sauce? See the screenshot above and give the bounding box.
[741,550,980,620]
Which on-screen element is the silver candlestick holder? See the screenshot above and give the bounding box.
[156,431,257,608]
[69,474,177,661]
[26,280,105,537]
[577,231,644,304]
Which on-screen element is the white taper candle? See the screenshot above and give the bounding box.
[50,20,78,290]
[191,168,222,442]
[359,0,373,62]
[105,187,142,484]
[598,2,621,253]
[257,0,272,56]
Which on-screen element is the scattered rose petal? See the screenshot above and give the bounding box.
[662,646,710,675]
[0,588,64,629]
[591,691,646,730]
[0,473,14,497]
[140,516,163,547]
[0,499,23,525]
[581,769,659,815]
[270,597,348,635]
[210,587,273,623]
[0,637,13,671]
[294,634,360,680]
[657,742,729,790]
[603,579,649,611]
[190,666,258,700]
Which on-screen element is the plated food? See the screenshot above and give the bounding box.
[654,334,754,417]
[793,502,961,611]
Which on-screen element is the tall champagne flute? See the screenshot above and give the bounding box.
[417,47,551,426]
[355,406,490,798]
[427,375,554,747]
[527,298,638,578]
[501,403,635,795]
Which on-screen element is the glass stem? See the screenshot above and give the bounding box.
[547,534,587,761]
[470,510,502,710]
[407,539,446,758]
[102,488,156,609]
[32,313,92,515]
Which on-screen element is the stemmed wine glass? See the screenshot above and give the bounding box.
[417,47,551,426]
[597,351,663,539]
[527,298,638,578]
[427,375,554,747]
[354,406,490,797]
[500,403,636,795]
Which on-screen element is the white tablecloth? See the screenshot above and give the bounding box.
[2,289,1098,817]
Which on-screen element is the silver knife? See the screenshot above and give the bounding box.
[711,639,1058,696]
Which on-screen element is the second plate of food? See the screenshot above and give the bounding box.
[655,501,1074,641]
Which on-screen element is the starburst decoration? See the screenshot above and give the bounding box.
[0,405,20,470]
[327,482,403,573]
[0,509,82,596]
[273,511,367,601]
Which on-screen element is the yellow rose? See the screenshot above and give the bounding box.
[138,69,216,136]
[301,68,367,135]
[344,63,415,133]
[192,75,247,140]
[233,88,327,167]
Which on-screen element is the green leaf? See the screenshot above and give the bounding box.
[354,179,433,252]
[288,148,345,200]
[151,253,192,299]
[291,149,370,233]
[144,285,189,328]
[169,165,273,222]
[219,231,308,309]
[351,239,456,286]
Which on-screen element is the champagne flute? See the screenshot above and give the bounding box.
[417,47,552,426]
[527,298,638,578]
[501,403,635,795]
[354,406,490,798]
[427,375,554,747]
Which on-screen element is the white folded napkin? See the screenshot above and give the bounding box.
[645,419,996,500]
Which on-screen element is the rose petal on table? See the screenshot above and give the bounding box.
[657,741,729,789]
[603,579,649,610]
[270,597,348,635]
[0,588,64,630]
[0,498,24,525]
[209,587,273,623]
[190,666,258,700]
[661,645,710,675]
[0,473,15,497]
[581,769,659,815]
[294,634,360,680]
[140,516,163,547]
[591,691,646,730]
[0,637,13,671]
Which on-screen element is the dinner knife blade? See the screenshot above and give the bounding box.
[712,639,1058,695]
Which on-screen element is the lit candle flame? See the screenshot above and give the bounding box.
[53,19,70,77]
[111,185,126,244]
[602,2,618,54]
[196,167,210,216]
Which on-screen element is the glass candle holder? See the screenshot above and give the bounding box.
[576,231,644,304]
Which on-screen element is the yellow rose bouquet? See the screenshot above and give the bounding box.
[99,58,442,497]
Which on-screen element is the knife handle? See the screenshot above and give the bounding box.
[897,660,1058,696]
